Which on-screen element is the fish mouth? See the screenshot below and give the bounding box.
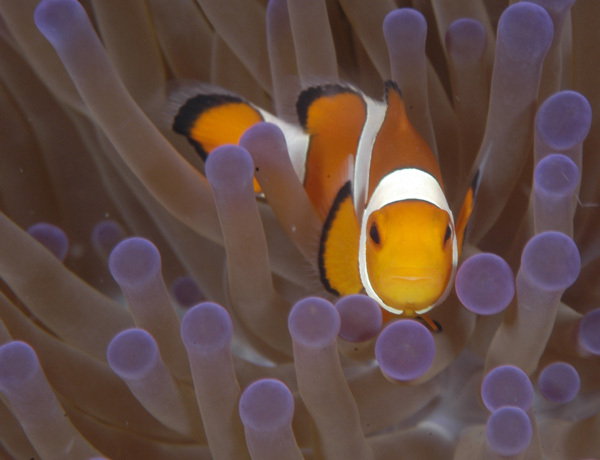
[376,267,444,310]
[389,275,433,282]
[382,267,443,286]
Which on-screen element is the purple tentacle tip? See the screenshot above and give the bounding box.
[486,406,532,456]
[107,329,159,380]
[498,2,553,63]
[538,362,580,403]
[0,341,39,394]
[375,320,435,382]
[239,378,294,432]
[445,18,487,63]
[534,154,579,197]
[288,297,340,348]
[205,144,255,193]
[27,222,69,261]
[34,0,85,41]
[521,231,580,291]
[91,220,126,257]
[171,276,204,309]
[239,122,287,154]
[456,253,514,315]
[534,0,576,16]
[481,365,534,412]
[383,8,427,45]
[578,308,600,355]
[335,294,382,342]
[180,302,233,354]
[536,91,592,152]
[108,237,161,289]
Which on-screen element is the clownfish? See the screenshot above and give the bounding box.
[170,81,480,330]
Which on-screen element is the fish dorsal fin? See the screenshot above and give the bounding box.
[296,84,368,218]
[367,81,442,200]
[318,181,363,296]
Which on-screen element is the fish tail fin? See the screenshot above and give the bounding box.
[169,82,265,192]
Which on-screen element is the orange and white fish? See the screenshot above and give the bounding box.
[171,81,479,330]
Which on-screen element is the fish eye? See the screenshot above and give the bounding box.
[369,222,380,245]
[444,224,452,245]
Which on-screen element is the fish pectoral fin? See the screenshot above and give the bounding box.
[455,169,482,254]
[415,314,443,333]
[318,181,363,296]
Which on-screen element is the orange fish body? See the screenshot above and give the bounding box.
[171,81,478,325]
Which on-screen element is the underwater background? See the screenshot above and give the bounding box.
[0,0,598,459]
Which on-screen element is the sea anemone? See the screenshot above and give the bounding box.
[0,0,598,459]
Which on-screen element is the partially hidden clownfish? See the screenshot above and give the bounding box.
[170,81,480,331]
